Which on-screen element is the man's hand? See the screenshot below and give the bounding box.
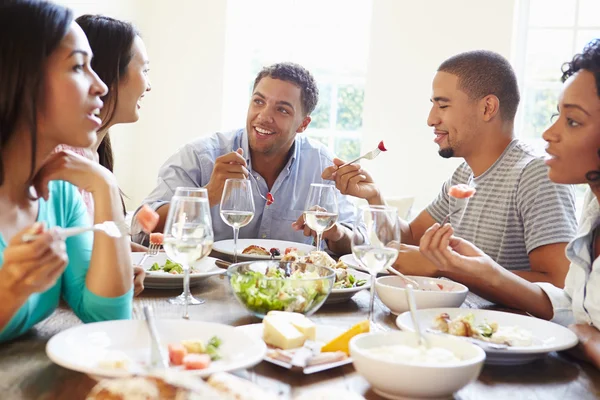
[388,242,439,277]
[568,324,600,369]
[205,148,249,206]
[322,158,381,203]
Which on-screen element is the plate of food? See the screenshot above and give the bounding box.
[395,308,578,365]
[132,253,225,289]
[46,320,267,380]
[212,239,315,261]
[291,251,370,304]
[237,311,369,374]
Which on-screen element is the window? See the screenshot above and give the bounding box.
[515,0,600,151]
[221,0,372,161]
[515,0,599,213]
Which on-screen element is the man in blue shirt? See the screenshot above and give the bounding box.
[131,62,357,255]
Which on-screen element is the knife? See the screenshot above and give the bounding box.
[215,260,232,270]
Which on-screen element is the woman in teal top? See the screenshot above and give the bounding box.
[0,1,133,343]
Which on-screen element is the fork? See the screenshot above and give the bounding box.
[441,208,462,226]
[249,175,274,205]
[143,305,170,369]
[22,220,129,242]
[339,141,386,168]
[137,242,161,268]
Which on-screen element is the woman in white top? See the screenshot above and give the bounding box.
[419,39,600,369]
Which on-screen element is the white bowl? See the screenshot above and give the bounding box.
[375,276,468,315]
[350,331,485,399]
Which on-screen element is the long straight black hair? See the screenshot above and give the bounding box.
[0,0,73,185]
[76,14,139,214]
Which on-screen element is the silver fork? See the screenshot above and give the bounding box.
[339,142,385,168]
[22,220,129,242]
[137,242,161,268]
[249,175,274,205]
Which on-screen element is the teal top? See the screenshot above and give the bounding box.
[0,180,132,343]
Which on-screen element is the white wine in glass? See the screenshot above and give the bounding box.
[220,179,255,263]
[304,183,338,251]
[352,205,399,329]
[164,195,214,319]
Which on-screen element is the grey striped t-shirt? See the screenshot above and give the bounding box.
[426,140,578,271]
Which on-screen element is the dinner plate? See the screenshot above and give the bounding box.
[395,308,578,365]
[212,239,315,261]
[46,320,266,380]
[132,253,225,289]
[339,254,391,275]
[327,269,371,304]
[236,323,352,374]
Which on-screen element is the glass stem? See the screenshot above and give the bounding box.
[368,273,376,326]
[183,263,190,319]
[233,227,240,263]
[315,231,323,252]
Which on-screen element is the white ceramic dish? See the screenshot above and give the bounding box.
[236,323,352,374]
[212,239,315,261]
[396,308,579,365]
[327,269,371,304]
[375,276,468,315]
[46,319,266,380]
[350,331,485,399]
[132,253,225,289]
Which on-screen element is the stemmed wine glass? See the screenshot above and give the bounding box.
[352,205,400,329]
[303,183,338,252]
[220,179,255,263]
[163,194,214,319]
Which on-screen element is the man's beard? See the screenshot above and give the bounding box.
[438,147,454,158]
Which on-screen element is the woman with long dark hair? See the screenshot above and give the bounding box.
[0,0,133,343]
[420,39,600,369]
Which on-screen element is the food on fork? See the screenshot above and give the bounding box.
[149,232,164,245]
[266,192,274,206]
[377,140,387,152]
[241,245,270,256]
[136,204,159,233]
[448,184,476,199]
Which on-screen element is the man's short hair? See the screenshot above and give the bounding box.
[438,50,520,121]
[253,62,319,116]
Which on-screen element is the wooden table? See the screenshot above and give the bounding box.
[1,273,600,400]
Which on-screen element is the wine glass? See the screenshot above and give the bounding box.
[304,183,338,252]
[220,179,255,263]
[352,205,400,328]
[163,195,214,319]
[175,187,209,198]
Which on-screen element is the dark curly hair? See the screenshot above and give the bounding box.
[253,62,319,116]
[438,50,520,122]
[561,39,600,182]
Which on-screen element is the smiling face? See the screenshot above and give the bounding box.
[38,21,108,148]
[109,35,151,125]
[246,77,311,157]
[543,70,600,184]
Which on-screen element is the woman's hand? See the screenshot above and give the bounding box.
[133,265,146,297]
[0,223,68,298]
[32,150,117,200]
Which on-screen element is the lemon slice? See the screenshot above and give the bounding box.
[321,320,369,355]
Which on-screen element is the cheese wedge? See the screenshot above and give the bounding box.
[320,320,369,355]
[263,315,306,349]
[266,311,316,341]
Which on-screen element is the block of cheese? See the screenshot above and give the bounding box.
[263,315,307,350]
[266,311,316,341]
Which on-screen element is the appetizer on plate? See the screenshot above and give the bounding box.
[167,336,223,370]
[283,251,367,289]
[434,312,533,347]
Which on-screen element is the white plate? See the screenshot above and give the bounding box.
[132,253,225,289]
[327,269,371,304]
[236,323,352,374]
[339,254,391,275]
[396,308,578,365]
[46,319,266,380]
[212,239,315,261]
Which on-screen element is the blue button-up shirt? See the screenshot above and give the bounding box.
[131,129,358,247]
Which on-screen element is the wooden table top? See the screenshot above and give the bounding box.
[1,272,599,400]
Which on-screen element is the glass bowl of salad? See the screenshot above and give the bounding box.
[227,260,336,318]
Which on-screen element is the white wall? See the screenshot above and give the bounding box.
[57,0,517,213]
[362,0,517,212]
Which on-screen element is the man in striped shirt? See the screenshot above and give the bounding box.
[324,50,577,287]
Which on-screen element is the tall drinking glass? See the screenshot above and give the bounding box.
[352,205,400,328]
[220,179,255,263]
[164,195,214,318]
